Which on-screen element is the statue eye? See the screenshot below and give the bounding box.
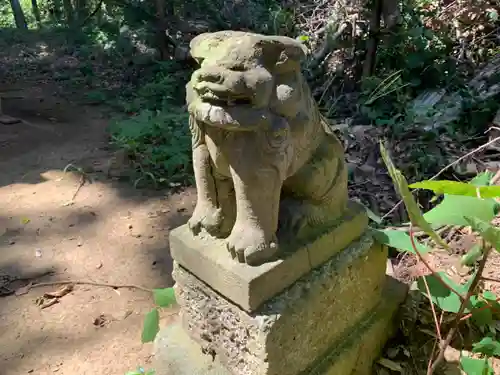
[229,65,246,72]
[194,57,205,66]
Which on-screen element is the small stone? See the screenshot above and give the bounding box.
[9,239,15,245]
[128,224,133,229]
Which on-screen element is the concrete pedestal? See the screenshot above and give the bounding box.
[155,219,408,375]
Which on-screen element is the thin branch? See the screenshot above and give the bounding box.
[409,225,466,302]
[428,244,492,374]
[25,280,152,293]
[383,134,500,220]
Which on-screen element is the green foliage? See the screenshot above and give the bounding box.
[416,273,473,313]
[372,229,431,254]
[141,308,160,343]
[423,195,498,227]
[141,287,176,344]
[126,367,155,375]
[380,143,447,248]
[380,143,500,375]
[465,217,500,252]
[410,180,500,198]
[109,109,192,188]
[460,356,494,375]
[153,288,176,308]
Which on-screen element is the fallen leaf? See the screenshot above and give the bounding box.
[40,298,59,309]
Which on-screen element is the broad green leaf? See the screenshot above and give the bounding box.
[470,172,493,186]
[125,372,142,375]
[380,143,447,248]
[423,196,498,226]
[371,229,431,254]
[460,356,494,375]
[465,217,500,251]
[417,272,472,313]
[461,244,484,266]
[472,337,500,356]
[469,296,493,327]
[409,180,500,198]
[141,308,160,343]
[153,288,176,308]
[482,291,499,303]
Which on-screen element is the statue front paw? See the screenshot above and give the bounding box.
[188,204,224,237]
[226,224,278,266]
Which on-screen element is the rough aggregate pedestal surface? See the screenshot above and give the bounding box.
[171,233,399,375]
[154,276,407,375]
[169,201,368,312]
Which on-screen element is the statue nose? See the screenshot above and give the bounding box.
[193,68,224,84]
[194,68,248,96]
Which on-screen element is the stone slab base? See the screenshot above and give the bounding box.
[154,276,407,375]
[173,234,389,375]
[169,200,368,312]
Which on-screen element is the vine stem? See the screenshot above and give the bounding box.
[428,243,492,374]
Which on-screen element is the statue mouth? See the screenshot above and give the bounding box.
[190,89,270,131]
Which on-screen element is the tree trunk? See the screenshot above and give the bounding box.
[31,0,42,28]
[9,0,28,29]
[50,0,63,22]
[76,0,88,22]
[62,0,75,25]
[155,0,170,60]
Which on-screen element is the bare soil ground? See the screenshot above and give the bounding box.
[0,91,195,375]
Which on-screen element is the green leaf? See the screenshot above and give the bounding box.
[460,356,494,375]
[469,296,493,327]
[153,288,176,308]
[371,229,431,254]
[461,244,485,266]
[423,196,498,226]
[472,337,500,356]
[482,291,499,303]
[409,180,500,198]
[141,308,160,343]
[470,172,493,186]
[465,217,500,251]
[380,143,447,249]
[417,272,472,313]
[364,206,382,224]
[125,372,142,375]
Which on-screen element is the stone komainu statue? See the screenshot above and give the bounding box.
[186,31,349,266]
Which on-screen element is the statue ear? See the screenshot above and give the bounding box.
[260,36,308,73]
[190,31,241,64]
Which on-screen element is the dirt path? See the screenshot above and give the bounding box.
[0,94,195,375]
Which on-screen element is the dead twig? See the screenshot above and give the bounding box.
[20,280,152,295]
[383,134,500,221]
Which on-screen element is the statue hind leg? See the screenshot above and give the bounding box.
[279,136,349,242]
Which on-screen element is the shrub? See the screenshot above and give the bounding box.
[108,108,192,188]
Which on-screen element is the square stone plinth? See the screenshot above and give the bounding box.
[172,233,390,375]
[169,200,368,312]
[154,276,408,375]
